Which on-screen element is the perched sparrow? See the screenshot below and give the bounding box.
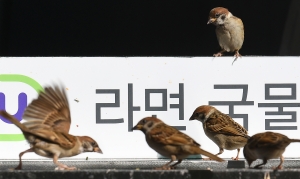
[189,105,249,160]
[132,117,224,170]
[0,85,102,170]
[243,131,300,169]
[207,7,244,63]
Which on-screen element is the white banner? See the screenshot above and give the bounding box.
[0,57,300,160]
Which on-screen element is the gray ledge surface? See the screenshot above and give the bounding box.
[1,159,300,179]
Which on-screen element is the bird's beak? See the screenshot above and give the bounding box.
[132,124,143,130]
[93,147,103,154]
[207,18,216,24]
[189,115,195,121]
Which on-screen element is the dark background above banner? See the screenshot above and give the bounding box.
[0,0,299,56]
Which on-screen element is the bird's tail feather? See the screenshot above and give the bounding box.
[0,110,29,132]
[193,147,224,162]
[290,139,300,143]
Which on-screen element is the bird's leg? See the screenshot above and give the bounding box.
[213,49,226,57]
[216,148,224,156]
[254,159,268,169]
[15,148,34,170]
[156,160,173,170]
[156,155,176,170]
[53,155,77,171]
[274,155,284,170]
[170,159,182,169]
[203,148,224,160]
[232,50,242,64]
[264,172,270,179]
[231,148,240,160]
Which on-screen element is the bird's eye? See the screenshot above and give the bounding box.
[215,13,220,18]
[91,142,95,146]
[142,119,146,124]
[147,121,153,128]
[197,113,204,119]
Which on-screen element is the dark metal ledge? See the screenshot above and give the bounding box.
[1,159,300,179]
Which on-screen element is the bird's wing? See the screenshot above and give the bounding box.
[30,129,77,149]
[23,85,71,134]
[248,132,289,149]
[206,114,249,138]
[0,109,76,149]
[148,123,200,147]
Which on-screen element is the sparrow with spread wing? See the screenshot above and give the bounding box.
[0,85,102,170]
[132,117,224,170]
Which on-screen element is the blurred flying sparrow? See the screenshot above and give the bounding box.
[0,85,102,170]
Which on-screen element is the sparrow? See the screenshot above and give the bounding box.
[189,105,249,160]
[0,85,102,170]
[243,131,300,169]
[207,7,244,64]
[132,117,224,170]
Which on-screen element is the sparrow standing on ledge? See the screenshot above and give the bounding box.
[189,105,249,160]
[132,116,224,170]
[207,7,244,64]
[243,131,300,169]
[0,85,102,170]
